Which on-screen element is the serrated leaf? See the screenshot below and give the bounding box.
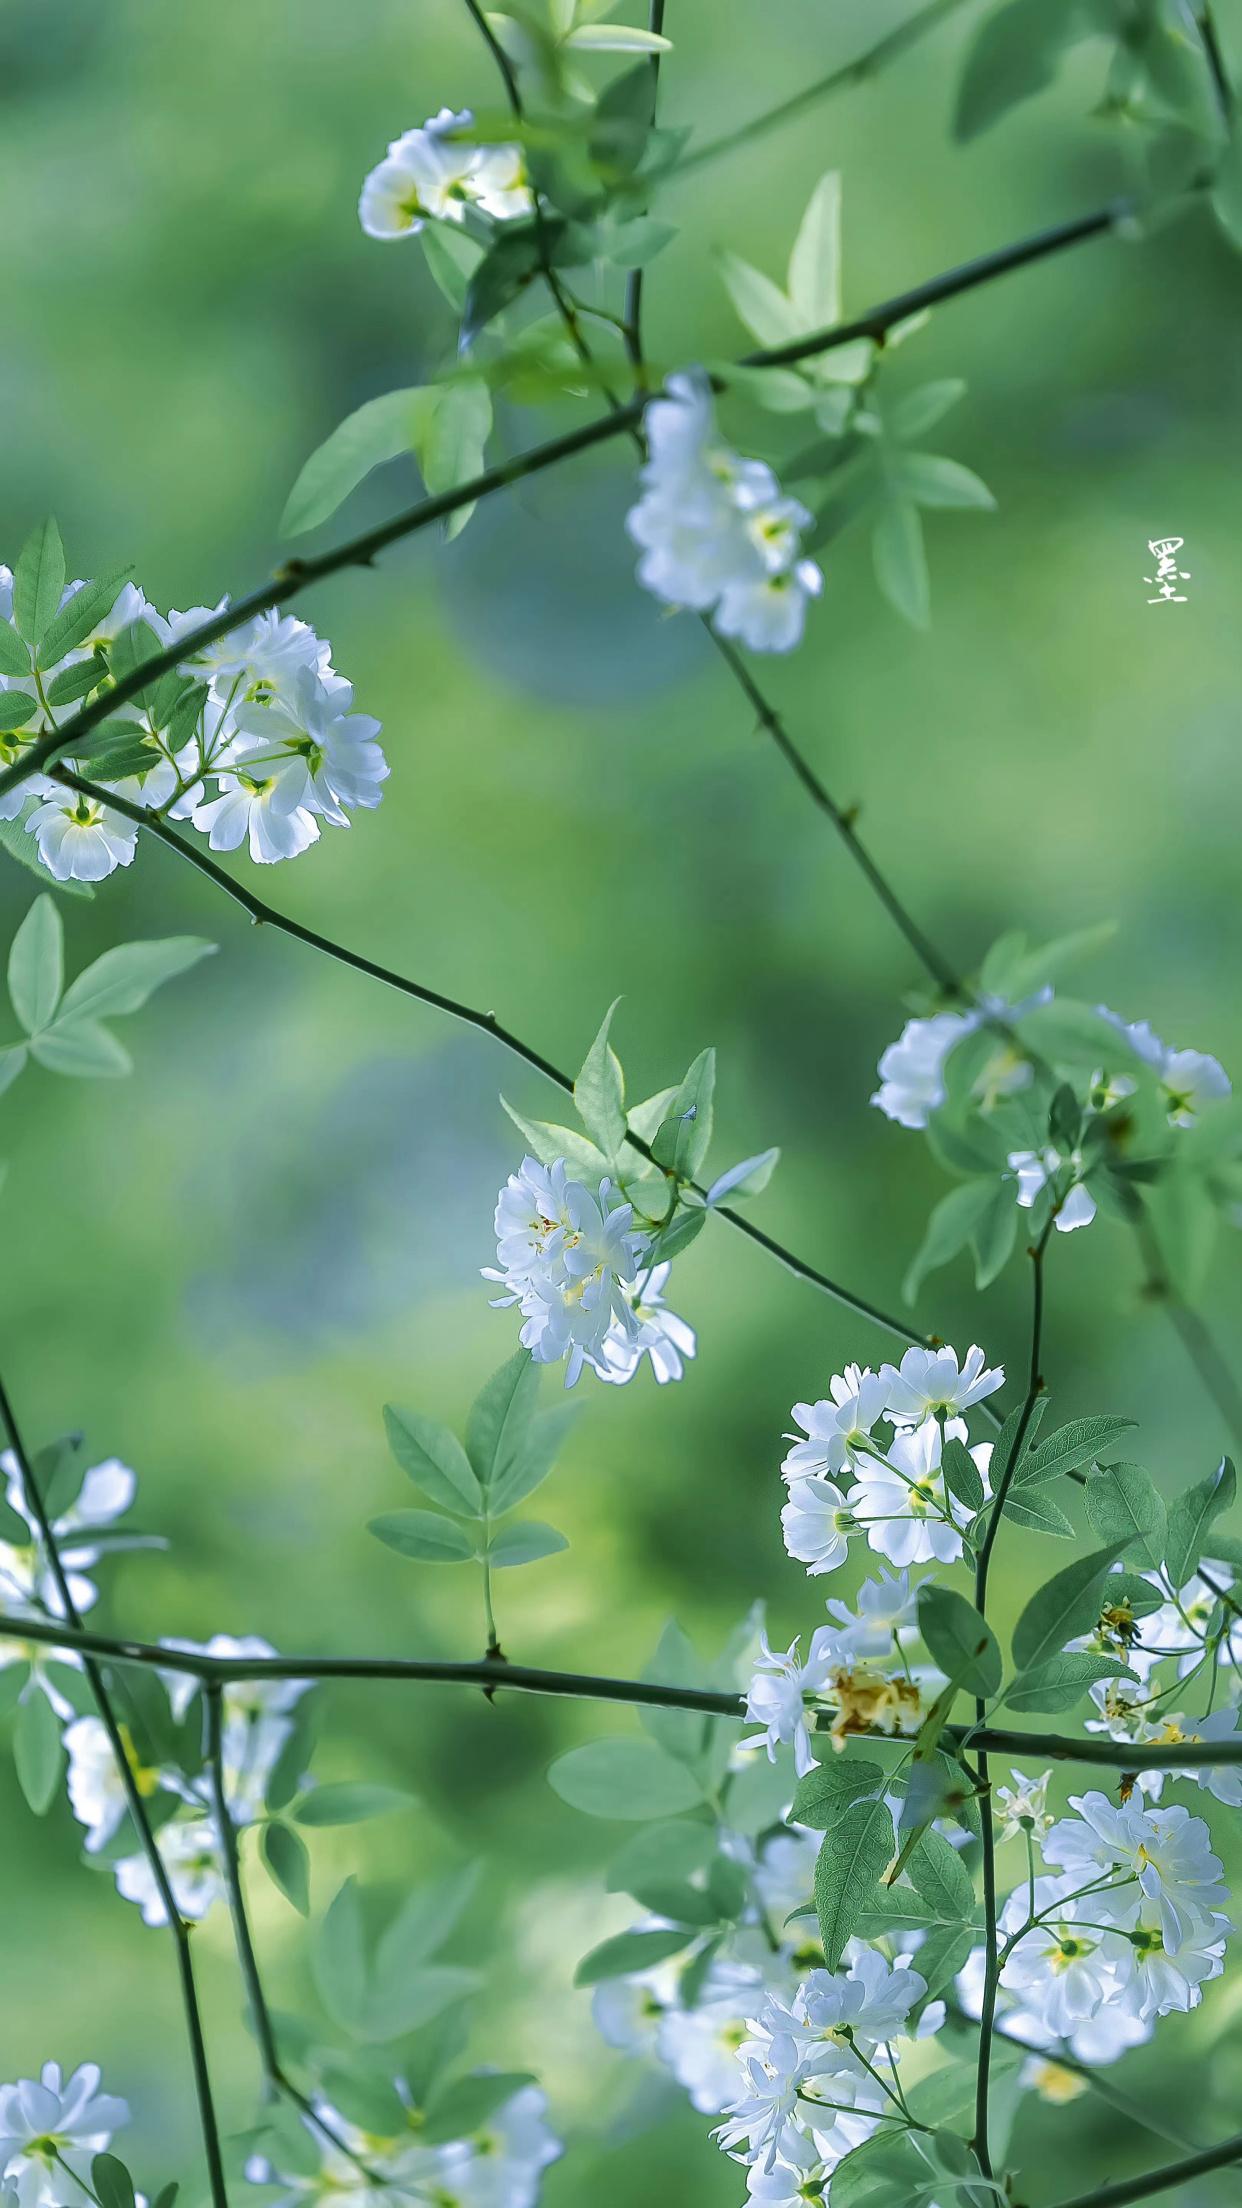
[0,694,38,733]
[918,1585,1001,1698]
[574,997,626,1159]
[486,1519,568,1567]
[1003,1488,1075,1538]
[1015,1415,1136,1490]
[1010,1542,1129,1673]
[1086,1460,1167,1570]
[12,518,65,647]
[382,1405,482,1516]
[549,1738,705,1819]
[368,1510,479,1563]
[8,894,63,1034]
[45,658,106,707]
[0,621,30,678]
[262,1821,311,1914]
[57,936,215,1024]
[37,567,134,668]
[573,1925,693,1986]
[30,1020,131,1078]
[281,391,424,538]
[814,1797,895,1969]
[1166,1457,1236,1587]
[294,1783,416,1826]
[1005,1652,1135,1713]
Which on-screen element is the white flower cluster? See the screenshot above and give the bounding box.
[778,1344,1004,1580]
[246,2081,560,2208]
[0,2062,128,2208]
[359,108,532,240]
[0,1450,145,1711]
[1,568,387,879]
[741,1569,929,1777]
[871,991,1230,1237]
[627,373,823,653]
[485,1157,696,1388]
[1082,1556,1242,1805]
[959,1788,1233,2061]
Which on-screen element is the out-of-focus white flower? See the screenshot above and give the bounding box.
[0,2063,129,2208]
[823,1567,923,1658]
[593,1262,696,1386]
[359,110,532,239]
[994,1768,1053,1843]
[627,373,822,654]
[113,1817,227,1928]
[1096,1007,1230,1127]
[881,1343,1004,1425]
[870,1009,977,1129]
[1008,1147,1096,1232]
[0,1451,137,1637]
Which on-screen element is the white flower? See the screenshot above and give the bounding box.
[1101,1896,1229,2021]
[1043,1791,1229,1951]
[431,2084,561,2208]
[741,1633,834,1779]
[0,2063,129,2208]
[0,1450,137,1632]
[1008,1147,1096,1232]
[1137,1707,1242,1808]
[993,1768,1053,1843]
[846,1416,983,1568]
[191,756,319,864]
[1096,1008,1230,1127]
[113,1816,226,1927]
[160,1634,310,1818]
[791,1948,926,2060]
[25,782,140,881]
[485,1158,651,1387]
[744,2133,834,2207]
[63,1715,157,1853]
[657,1961,769,2113]
[823,1567,923,1659]
[713,2034,818,2170]
[591,1970,669,2055]
[870,1009,977,1129]
[627,373,822,654]
[751,1829,820,1927]
[880,1343,1004,1425]
[1085,1678,1165,1796]
[1000,1877,1115,2038]
[230,667,388,825]
[780,1476,853,1577]
[592,1262,696,1386]
[359,110,531,239]
[244,2098,434,2208]
[781,1368,892,1483]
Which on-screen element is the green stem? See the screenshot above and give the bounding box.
[1049,2130,1242,2208]
[0,1371,229,2208]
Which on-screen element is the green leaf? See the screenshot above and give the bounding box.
[1086,1460,1167,1570]
[918,1586,1001,1699]
[29,1020,132,1078]
[12,518,66,647]
[898,453,995,510]
[574,998,626,1158]
[374,1863,480,1974]
[971,1175,1018,1289]
[368,1510,479,1563]
[814,1797,895,1969]
[499,1096,609,1177]
[421,2072,538,2147]
[45,658,106,707]
[717,251,804,348]
[8,895,63,1034]
[382,1405,482,1516]
[294,1783,416,1826]
[106,619,163,707]
[954,0,1081,140]
[281,391,425,537]
[941,1436,984,1513]
[1213,120,1242,252]
[650,1047,715,1179]
[313,1878,369,2028]
[706,1148,780,1206]
[573,1925,694,1986]
[466,1351,540,1501]
[1166,1457,1237,1587]
[462,222,549,346]
[261,1821,311,1914]
[14,1688,64,1814]
[1015,1416,1137,1490]
[0,694,38,733]
[565,20,672,47]
[0,1044,28,1097]
[486,1520,568,1568]
[488,1403,577,1516]
[910,1921,978,2005]
[892,380,966,439]
[903,1179,995,1303]
[872,497,929,629]
[91,2154,137,2208]
[0,621,30,678]
[411,378,494,540]
[1005,1652,1134,1713]
[37,567,134,668]
[638,1618,714,1770]
[358,1956,478,2044]
[907,1826,976,1921]
[1010,1542,1129,1673]
[57,936,216,1024]
[421,223,484,309]
[788,171,842,328]
[1003,1488,1075,1539]
[549,1738,705,1819]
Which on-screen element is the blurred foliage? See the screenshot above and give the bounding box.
[2,0,1242,2201]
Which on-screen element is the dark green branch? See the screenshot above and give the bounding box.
[1050,2129,1242,2208]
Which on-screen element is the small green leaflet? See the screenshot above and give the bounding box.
[382,1404,482,1516]
[1165,1457,1236,1587]
[814,1796,895,1969]
[548,1737,706,1820]
[1085,1460,1167,1570]
[1010,1541,1129,1675]
[918,1585,1001,1699]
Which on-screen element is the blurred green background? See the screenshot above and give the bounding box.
[3,0,1242,2199]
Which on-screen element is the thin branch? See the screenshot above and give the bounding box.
[945,2000,1208,2160]
[46,766,941,1353]
[621,0,667,376]
[6,1609,1242,1768]
[1049,2129,1242,2208]
[0,1371,229,2208]
[0,197,1131,806]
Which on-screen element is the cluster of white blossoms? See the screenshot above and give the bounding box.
[871,990,1231,1236]
[0,2061,128,2208]
[485,1157,696,1387]
[246,2081,561,2208]
[627,373,824,653]
[1078,1553,1242,1805]
[359,107,532,240]
[1,567,387,879]
[777,1344,1004,1584]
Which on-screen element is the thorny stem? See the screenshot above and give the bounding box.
[0,198,1136,807]
[972,1221,1052,2182]
[4,1606,1242,1768]
[0,1370,229,2208]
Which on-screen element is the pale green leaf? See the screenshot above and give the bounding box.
[281,391,425,538]
[57,937,215,1024]
[787,171,842,329]
[8,895,63,1034]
